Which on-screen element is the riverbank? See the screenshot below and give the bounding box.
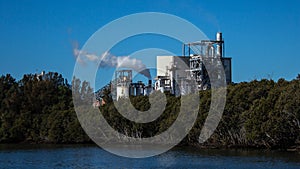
[183,142,300,153]
[1,141,300,153]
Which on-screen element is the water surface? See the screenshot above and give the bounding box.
[0,144,299,169]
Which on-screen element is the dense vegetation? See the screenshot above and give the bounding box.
[0,72,89,143]
[0,72,299,150]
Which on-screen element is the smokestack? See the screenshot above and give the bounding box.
[216,32,223,58]
[216,32,222,41]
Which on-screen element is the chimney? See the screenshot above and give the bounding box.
[216,32,223,58]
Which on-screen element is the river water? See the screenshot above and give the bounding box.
[0,144,299,169]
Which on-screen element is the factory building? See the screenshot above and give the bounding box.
[111,70,154,100]
[114,70,132,100]
[98,32,232,101]
[155,32,232,95]
[155,56,190,96]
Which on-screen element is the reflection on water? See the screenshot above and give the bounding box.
[0,144,299,169]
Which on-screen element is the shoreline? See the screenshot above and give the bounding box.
[1,142,299,153]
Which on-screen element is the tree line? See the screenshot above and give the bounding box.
[0,72,89,143]
[0,72,299,150]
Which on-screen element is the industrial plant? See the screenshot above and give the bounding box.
[96,32,232,102]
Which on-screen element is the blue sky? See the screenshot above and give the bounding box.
[1,0,300,84]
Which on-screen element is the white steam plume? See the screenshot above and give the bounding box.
[73,45,151,78]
